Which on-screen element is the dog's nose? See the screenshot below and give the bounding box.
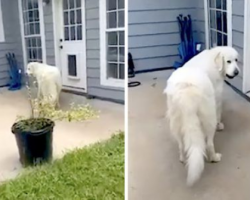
[234,69,239,76]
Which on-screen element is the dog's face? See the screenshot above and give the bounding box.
[214,47,240,79]
[26,62,36,76]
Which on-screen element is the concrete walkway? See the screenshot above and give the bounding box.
[128,71,250,200]
[0,88,124,182]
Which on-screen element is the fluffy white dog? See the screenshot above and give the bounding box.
[164,46,239,186]
[26,62,62,107]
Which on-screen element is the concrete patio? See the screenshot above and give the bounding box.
[0,88,124,182]
[128,71,250,200]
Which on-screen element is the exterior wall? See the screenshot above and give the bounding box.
[43,2,56,66]
[85,0,124,102]
[128,0,199,72]
[0,0,23,86]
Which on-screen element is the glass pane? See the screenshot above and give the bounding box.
[209,0,216,8]
[210,10,216,29]
[222,0,226,10]
[63,0,68,9]
[37,48,42,60]
[34,23,40,34]
[33,48,38,59]
[28,0,33,9]
[107,12,117,28]
[108,47,118,62]
[69,0,75,9]
[119,47,124,62]
[107,0,116,11]
[76,0,81,8]
[32,38,36,47]
[210,30,217,47]
[223,34,227,45]
[37,38,41,47]
[108,32,117,45]
[33,0,38,8]
[65,27,69,40]
[216,0,221,9]
[28,10,34,22]
[107,63,118,78]
[70,10,75,25]
[22,0,27,10]
[70,26,76,40]
[68,55,77,76]
[119,64,124,79]
[64,11,69,25]
[29,49,33,60]
[23,11,28,23]
[77,25,82,40]
[34,10,39,21]
[119,31,124,45]
[216,11,222,32]
[223,11,227,33]
[118,11,124,27]
[217,32,222,46]
[76,9,82,24]
[24,24,29,35]
[30,23,35,34]
[118,0,124,9]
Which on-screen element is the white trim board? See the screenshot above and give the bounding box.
[243,0,250,93]
[99,0,125,88]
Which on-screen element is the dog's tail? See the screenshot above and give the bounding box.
[168,84,206,186]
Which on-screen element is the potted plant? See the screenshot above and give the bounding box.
[12,81,97,167]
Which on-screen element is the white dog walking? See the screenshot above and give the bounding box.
[26,62,62,107]
[164,46,239,186]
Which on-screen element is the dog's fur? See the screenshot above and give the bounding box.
[164,46,239,186]
[26,62,62,107]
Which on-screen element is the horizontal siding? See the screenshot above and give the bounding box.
[85,0,124,102]
[0,0,23,86]
[128,0,201,71]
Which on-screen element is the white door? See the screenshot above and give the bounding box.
[59,0,86,90]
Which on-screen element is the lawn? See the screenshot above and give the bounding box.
[0,133,124,200]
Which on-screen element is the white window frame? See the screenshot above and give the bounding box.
[0,0,5,42]
[99,0,125,88]
[18,0,46,70]
[204,0,232,49]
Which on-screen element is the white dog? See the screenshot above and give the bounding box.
[164,46,239,186]
[26,62,62,107]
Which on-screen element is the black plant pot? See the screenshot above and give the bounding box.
[11,118,54,167]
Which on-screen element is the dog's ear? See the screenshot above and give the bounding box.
[214,52,225,73]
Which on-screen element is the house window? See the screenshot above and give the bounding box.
[208,0,232,47]
[0,0,5,42]
[21,0,43,63]
[100,0,125,88]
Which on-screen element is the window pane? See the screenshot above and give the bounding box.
[107,12,117,28]
[32,38,36,47]
[108,47,118,62]
[30,23,35,34]
[37,38,41,47]
[33,0,38,8]
[70,10,75,25]
[210,10,216,29]
[76,0,81,8]
[65,27,69,40]
[223,12,227,33]
[210,30,217,47]
[28,10,34,22]
[68,55,77,77]
[217,32,222,46]
[77,25,82,40]
[34,23,40,34]
[222,0,226,10]
[209,0,216,8]
[64,11,69,25]
[76,9,82,24]
[108,32,117,45]
[119,47,124,62]
[223,34,227,45]
[118,11,124,27]
[119,64,124,79]
[69,0,74,9]
[216,11,222,32]
[216,0,221,9]
[107,63,118,79]
[119,31,124,45]
[37,48,42,60]
[63,0,68,9]
[118,0,124,9]
[70,26,76,40]
[34,10,39,21]
[107,0,116,11]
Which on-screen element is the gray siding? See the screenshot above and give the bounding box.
[85,0,124,102]
[0,0,23,86]
[43,2,55,66]
[128,0,200,72]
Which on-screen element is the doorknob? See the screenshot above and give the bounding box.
[59,39,63,42]
[60,45,63,49]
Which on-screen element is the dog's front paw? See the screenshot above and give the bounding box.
[216,122,224,131]
[210,153,222,163]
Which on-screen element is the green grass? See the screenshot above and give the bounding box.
[0,133,124,200]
